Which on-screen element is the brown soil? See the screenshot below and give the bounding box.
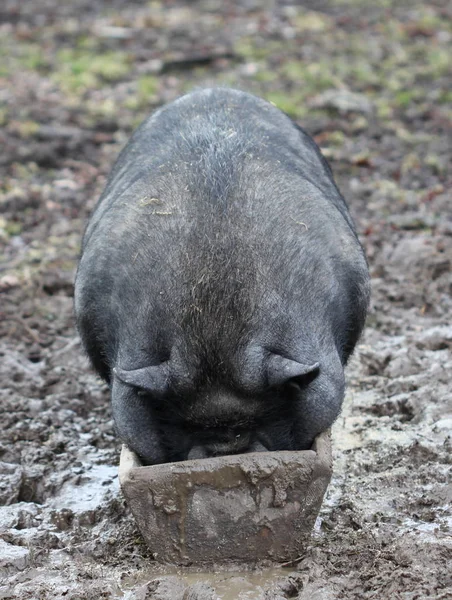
[0,1,451,598]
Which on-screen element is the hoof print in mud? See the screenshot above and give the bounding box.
[119,430,332,566]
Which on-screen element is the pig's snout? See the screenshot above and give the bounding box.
[187,431,268,459]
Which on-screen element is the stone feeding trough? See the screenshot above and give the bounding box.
[119,431,332,566]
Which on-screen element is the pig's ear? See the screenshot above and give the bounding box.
[113,363,169,395]
[267,355,319,387]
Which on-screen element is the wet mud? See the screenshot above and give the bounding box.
[1,0,451,598]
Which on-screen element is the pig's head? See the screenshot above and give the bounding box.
[111,342,345,465]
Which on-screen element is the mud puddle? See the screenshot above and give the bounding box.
[122,567,297,600]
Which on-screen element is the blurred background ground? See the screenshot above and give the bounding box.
[0,1,451,598]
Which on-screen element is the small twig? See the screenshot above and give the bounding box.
[160,50,236,73]
[277,554,305,568]
[51,337,80,358]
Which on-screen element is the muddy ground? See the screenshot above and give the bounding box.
[0,0,451,598]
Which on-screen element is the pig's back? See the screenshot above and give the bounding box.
[83,88,354,245]
[76,89,368,373]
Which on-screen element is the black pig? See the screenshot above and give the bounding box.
[75,88,370,464]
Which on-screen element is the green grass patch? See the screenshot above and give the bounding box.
[123,75,160,110]
[0,35,50,76]
[234,38,285,61]
[280,61,339,98]
[53,48,130,93]
[264,91,307,119]
[4,221,23,236]
[426,48,450,77]
[292,10,332,33]
[394,89,419,108]
[17,43,49,71]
